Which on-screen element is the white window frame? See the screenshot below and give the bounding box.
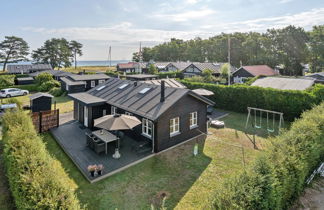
[103,109,106,116]
[142,118,153,138]
[170,117,180,137]
[189,112,198,129]
[98,79,105,84]
[111,106,117,115]
[125,111,133,116]
[90,80,96,87]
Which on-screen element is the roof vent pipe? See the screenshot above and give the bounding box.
[134,81,137,86]
[160,81,165,102]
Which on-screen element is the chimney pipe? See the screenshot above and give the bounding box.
[134,81,137,86]
[160,81,165,102]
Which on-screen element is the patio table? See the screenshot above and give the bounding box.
[92,129,119,154]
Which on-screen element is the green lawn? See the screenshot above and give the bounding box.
[1,94,73,114]
[40,111,268,209]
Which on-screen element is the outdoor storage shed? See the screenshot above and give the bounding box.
[16,77,34,85]
[29,93,53,112]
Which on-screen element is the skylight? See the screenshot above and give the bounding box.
[118,84,128,89]
[139,87,151,94]
[96,85,106,91]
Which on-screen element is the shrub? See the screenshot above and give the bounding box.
[49,87,64,97]
[2,110,82,209]
[213,102,324,209]
[181,80,324,121]
[38,80,60,92]
[106,70,119,77]
[157,71,182,79]
[0,75,15,89]
[2,98,23,109]
[35,72,53,84]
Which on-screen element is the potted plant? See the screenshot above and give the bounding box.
[97,164,104,175]
[87,165,97,177]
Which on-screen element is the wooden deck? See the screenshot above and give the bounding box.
[50,120,154,183]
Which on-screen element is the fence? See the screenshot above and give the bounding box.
[31,109,59,133]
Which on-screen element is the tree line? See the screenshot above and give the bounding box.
[133,25,324,75]
[0,36,83,71]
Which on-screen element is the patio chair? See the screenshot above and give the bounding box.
[94,142,106,155]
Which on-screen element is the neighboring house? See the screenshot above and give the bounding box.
[68,78,214,152]
[305,72,324,84]
[141,78,186,88]
[7,64,52,74]
[167,62,191,72]
[233,65,278,83]
[153,62,171,72]
[116,62,147,74]
[61,74,110,93]
[125,74,158,81]
[16,77,34,85]
[182,62,235,78]
[251,77,315,90]
[29,93,53,112]
[29,70,73,81]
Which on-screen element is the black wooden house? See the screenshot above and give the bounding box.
[69,78,214,152]
[61,74,110,93]
[29,93,53,112]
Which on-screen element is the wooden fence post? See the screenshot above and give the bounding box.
[57,109,60,127]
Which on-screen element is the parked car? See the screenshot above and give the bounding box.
[0,88,29,98]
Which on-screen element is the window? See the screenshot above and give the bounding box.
[142,118,153,138]
[139,88,151,94]
[91,80,96,87]
[103,109,106,116]
[111,106,117,115]
[125,111,133,116]
[98,79,105,84]
[96,85,106,91]
[118,84,128,89]
[189,112,198,129]
[170,117,180,136]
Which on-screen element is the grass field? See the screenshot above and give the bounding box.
[62,66,116,73]
[1,94,73,114]
[39,111,268,209]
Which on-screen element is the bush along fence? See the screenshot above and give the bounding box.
[212,102,324,210]
[181,80,324,121]
[2,110,82,209]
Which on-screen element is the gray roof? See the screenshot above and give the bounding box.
[7,64,52,74]
[251,77,315,90]
[154,62,171,69]
[68,74,110,81]
[29,92,53,100]
[125,74,158,80]
[169,62,191,71]
[16,77,34,81]
[68,92,106,105]
[29,70,72,77]
[61,77,86,86]
[74,78,213,121]
[141,79,186,88]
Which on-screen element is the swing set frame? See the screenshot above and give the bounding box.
[245,107,284,133]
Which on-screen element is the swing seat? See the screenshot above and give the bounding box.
[267,129,274,133]
[254,125,261,129]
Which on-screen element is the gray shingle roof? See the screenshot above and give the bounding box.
[68,74,110,81]
[16,77,34,81]
[68,92,106,105]
[61,77,86,86]
[251,77,315,90]
[125,74,158,80]
[76,78,213,121]
[29,70,72,77]
[169,62,191,71]
[29,92,53,100]
[141,79,186,88]
[7,64,52,74]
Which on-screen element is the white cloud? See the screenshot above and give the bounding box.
[154,8,216,22]
[184,0,201,5]
[279,0,293,3]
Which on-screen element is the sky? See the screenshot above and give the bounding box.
[0,0,324,61]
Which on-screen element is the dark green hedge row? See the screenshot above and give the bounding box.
[213,102,324,210]
[181,80,324,121]
[2,110,82,209]
[156,71,182,79]
[10,84,39,92]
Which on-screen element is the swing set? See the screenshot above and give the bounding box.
[245,107,284,134]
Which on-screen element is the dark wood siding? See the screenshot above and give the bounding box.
[31,96,52,112]
[233,68,254,78]
[154,95,207,152]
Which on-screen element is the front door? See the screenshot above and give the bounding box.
[84,106,88,127]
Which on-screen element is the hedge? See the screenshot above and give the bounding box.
[213,102,324,209]
[156,71,182,79]
[0,75,15,89]
[181,80,324,121]
[10,84,39,92]
[2,110,82,209]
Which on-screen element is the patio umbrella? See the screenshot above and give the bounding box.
[94,114,141,131]
[192,88,214,96]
